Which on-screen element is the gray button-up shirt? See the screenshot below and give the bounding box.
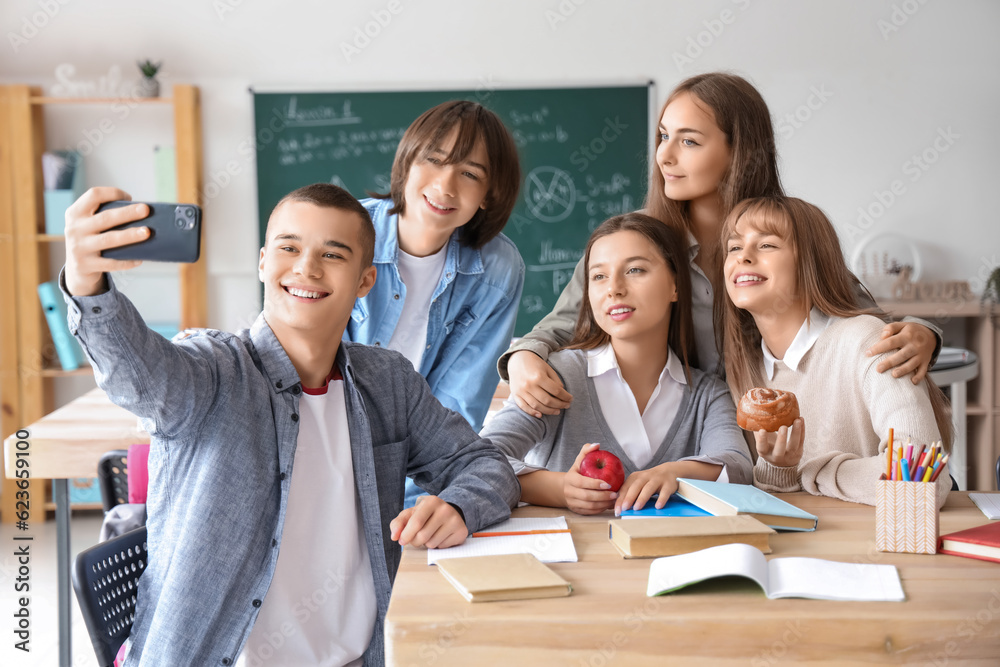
[62,272,518,666]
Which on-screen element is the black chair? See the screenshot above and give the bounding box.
[97,449,129,512]
[72,527,147,667]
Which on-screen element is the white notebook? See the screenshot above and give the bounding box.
[647,543,905,601]
[427,517,578,565]
[970,493,1000,520]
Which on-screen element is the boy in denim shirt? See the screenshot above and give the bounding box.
[62,183,519,666]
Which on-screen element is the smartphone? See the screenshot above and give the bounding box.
[98,201,202,263]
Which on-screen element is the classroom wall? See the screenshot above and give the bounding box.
[2,0,997,340]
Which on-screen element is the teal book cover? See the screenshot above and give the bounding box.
[38,281,85,371]
[676,478,818,532]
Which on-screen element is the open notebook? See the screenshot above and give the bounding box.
[647,543,905,601]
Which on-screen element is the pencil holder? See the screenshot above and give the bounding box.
[875,480,938,554]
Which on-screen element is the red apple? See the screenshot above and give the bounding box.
[579,448,625,492]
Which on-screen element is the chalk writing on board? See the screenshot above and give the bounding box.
[525,166,576,223]
[277,127,407,167]
[283,96,362,127]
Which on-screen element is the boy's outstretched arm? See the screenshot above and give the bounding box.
[61,187,220,439]
[64,187,151,296]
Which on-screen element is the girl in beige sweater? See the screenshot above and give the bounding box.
[721,197,951,506]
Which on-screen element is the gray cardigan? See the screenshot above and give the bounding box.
[483,348,753,483]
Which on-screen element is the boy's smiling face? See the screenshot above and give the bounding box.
[400,126,490,246]
[259,200,376,340]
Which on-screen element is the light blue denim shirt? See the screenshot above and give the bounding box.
[61,270,518,667]
[347,198,525,431]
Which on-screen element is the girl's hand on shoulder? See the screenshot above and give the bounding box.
[614,464,680,517]
[563,443,616,515]
[867,321,936,384]
[507,351,573,418]
[754,418,805,468]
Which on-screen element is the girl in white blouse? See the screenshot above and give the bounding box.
[482,213,752,515]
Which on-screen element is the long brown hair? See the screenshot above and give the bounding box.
[644,73,785,361]
[373,100,521,249]
[721,196,953,450]
[565,213,697,381]
[644,72,784,232]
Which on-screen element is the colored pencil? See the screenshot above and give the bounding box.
[472,529,571,538]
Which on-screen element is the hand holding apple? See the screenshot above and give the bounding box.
[579,447,625,491]
[562,443,618,515]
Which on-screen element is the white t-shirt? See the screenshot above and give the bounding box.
[238,372,377,667]
[387,245,447,370]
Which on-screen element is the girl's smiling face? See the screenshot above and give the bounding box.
[723,214,802,317]
[588,229,677,345]
[655,92,732,206]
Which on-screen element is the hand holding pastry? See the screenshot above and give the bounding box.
[754,418,805,468]
[737,388,799,432]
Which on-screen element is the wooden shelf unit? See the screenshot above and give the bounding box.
[880,299,999,490]
[0,84,205,522]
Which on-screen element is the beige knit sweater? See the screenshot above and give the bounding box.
[753,315,950,507]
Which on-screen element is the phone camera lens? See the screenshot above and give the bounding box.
[185,208,194,218]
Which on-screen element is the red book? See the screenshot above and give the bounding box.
[938,522,1000,564]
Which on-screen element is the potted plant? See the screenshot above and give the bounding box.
[137,60,162,98]
[983,264,1000,320]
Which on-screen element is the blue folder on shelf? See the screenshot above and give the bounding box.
[619,495,712,518]
[38,281,85,371]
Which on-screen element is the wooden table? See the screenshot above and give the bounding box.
[3,387,148,667]
[385,494,1000,665]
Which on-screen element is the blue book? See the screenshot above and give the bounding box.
[38,281,84,371]
[675,478,818,532]
[619,494,712,518]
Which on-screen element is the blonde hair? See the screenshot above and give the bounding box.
[720,196,952,450]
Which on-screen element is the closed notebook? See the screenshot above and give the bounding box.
[647,543,905,601]
[436,553,572,602]
[609,515,775,559]
[938,522,1000,564]
[675,478,818,531]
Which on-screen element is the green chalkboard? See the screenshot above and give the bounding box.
[253,85,651,336]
